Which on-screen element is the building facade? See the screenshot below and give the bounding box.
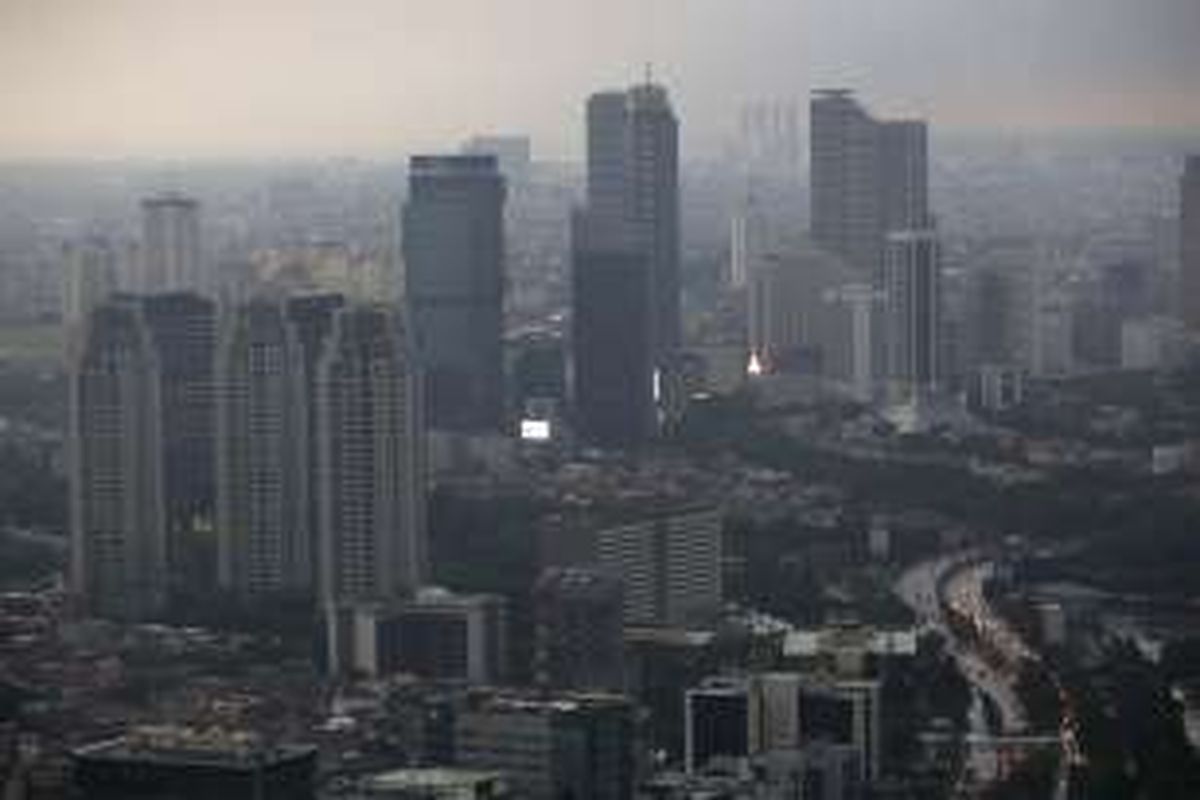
[1181,156,1200,331]
[533,567,626,692]
[317,304,426,606]
[403,155,506,433]
[141,195,202,292]
[595,506,722,627]
[216,299,312,598]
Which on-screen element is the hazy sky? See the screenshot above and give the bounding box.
[1,0,1198,159]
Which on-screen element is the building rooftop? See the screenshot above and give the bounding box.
[72,726,315,769]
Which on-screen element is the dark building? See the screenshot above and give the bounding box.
[571,241,654,447]
[533,567,625,692]
[403,155,506,432]
[70,729,316,800]
[139,292,217,538]
[68,299,167,621]
[511,332,567,407]
[455,690,635,800]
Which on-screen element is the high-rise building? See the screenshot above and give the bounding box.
[141,195,202,292]
[138,293,217,574]
[215,299,311,598]
[533,567,625,692]
[582,83,681,360]
[68,300,167,621]
[285,293,346,568]
[572,83,679,446]
[882,231,941,399]
[595,506,722,627]
[1179,157,1200,331]
[317,304,425,606]
[68,291,217,618]
[571,230,654,447]
[810,90,930,279]
[810,91,883,276]
[61,238,118,335]
[455,691,635,800]
[403,155,506,433]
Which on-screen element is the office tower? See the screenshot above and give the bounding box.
[455,691,635,800]
[583,84,681,359]
[878,120,930,232]
[810,90,930,277]
[61,238,118,334]
[965,252,1035,371]
[215,299,311,598]
[317,304,425,606]
[348,589,508,683]
[882,231,941,399]
[68,300,166,621]
[71,727,316,800]
[1181,157,1200,331]
[571,236,654,447]
[626,84,682,357]
[141,195,202,292]
[595,506,722,627]
[533,567,625,692]
[810,91,883,276]
[403,155,506,432]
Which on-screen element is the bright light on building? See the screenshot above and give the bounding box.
[520,419,552,441]
[747,352,764,377]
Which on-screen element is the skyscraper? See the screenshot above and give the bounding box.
[625,84,681,358]
[68,300,166,621]
[571,226,655,447]
[138,293,217,554]
[810,90,883,276]
[215,299,311,598]
[402,155,505,432]
[1181,156,1200,331]
[61,238,118,335]
[317,304,425,606]
[573,83,680,445]
[141,195,202,292]
[883,231,941,399]
[810,90,930,277]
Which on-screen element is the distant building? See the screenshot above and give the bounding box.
[455,691,635,800]
[403,155,506,432]
[215,298,312,598]
[534,567,625,692]
[317,304,426,607]
[71,727,315,800]
[882,231,941,401]
[141,195,202,292]
[61,238,118,334]
[68,299,167,620]
[348,589,508,683]
[571,235,655,447]
[595,506,722,628]
[1179,156,1200,331]
[68,291,217,619]
[582,84,681,363]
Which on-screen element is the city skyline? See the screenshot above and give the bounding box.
[2,0,1199,159]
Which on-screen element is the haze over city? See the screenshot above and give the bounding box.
[2,0,1199,158]
[3,2,1200,799]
